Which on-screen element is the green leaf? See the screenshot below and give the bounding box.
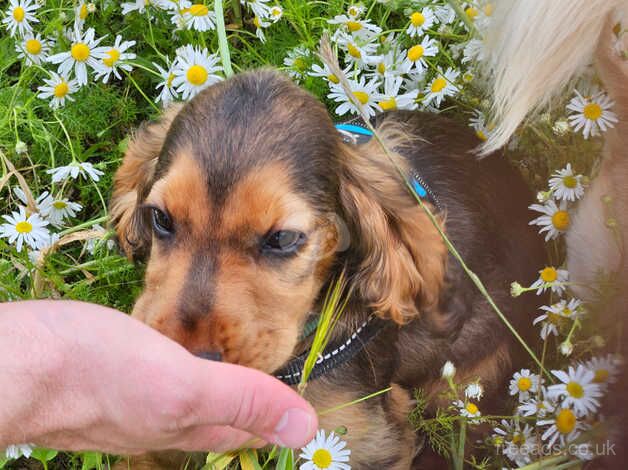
[275,448,294,470]
[81,451,103,470]
[0,456,9,469]
[30,447,58,463]
[238,450,263,470]
[202,451,236,470]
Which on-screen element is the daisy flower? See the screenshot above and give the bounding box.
[171,44,222,100]
[154,59,179,105]
[462,38,487,64]
[377,76,418,111]
[538,407,584,448]
[182,3,216,31]
[94,35,136,83]
[517,390,555,418]
[328,14,381,40]
[4,443,34,460]
[253,15,270,42]
[441,360,456,379]
[492,419,533,468]
[242,0,270,20]
[85,224,115,254]
[548,365,602,417]
[434,4,456,25]
[47,27,107,86]
[27,232,60,264]
[401,36,438,74]
[309,62,352,85]
[533,307,563,340]
[508,369,540,402]
[368,43,406,79]
[46,161,104,183]
[530,266,569,295]
[464,382,484,401]
[454,400,482,423]
[567,90,618,138]
[121,0,150,15]
[423,68,459,108]
[299,429,350,470]
[37,72,79,109]
[0,207,50,252]
[334,32,379,69]
[540,298,584,321]
[283,46,311,81]
[39,197,82,228]
[74,1,90,29]
[468,109,493,141]
[347,4,365,19]
[328,76,382,118]
[529,199,570,241]
[583,354,623,386]
[16,33,51,65]
[549,163,585,201]
[406,8,435,37]
[168,0,193,29]
[2,0,39,37]
[269,5,282,22]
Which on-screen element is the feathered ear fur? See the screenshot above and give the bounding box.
[338,123,447,324]
[109,104,182,258]
[480,0,627,155]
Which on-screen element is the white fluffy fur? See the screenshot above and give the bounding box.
[481,0,626,154]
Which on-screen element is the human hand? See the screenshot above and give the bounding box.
[0,300,317,454]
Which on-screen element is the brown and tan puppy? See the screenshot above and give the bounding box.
[110,69,544,468]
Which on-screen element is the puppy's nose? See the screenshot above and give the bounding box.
[196,351,223,362]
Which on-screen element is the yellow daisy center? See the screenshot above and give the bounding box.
[483,3,494,16]
[187,64,208,85]
[347,20,362,32]
[377,62,386,74]
[465,402,479,415]
[407,45,424,62]
[13,6,25,22]
[551,210,570,231]
[547,312,563,325]
[293,57,307,71]
[25,38,42,55]
[327,74,339,84]
[562,307,573,316]
[583,103,602,121]
[517,377,532,391]
[71,43,91,62]
[540,267,558,283]
[312,448,333,468]
[271,8,281,17]
[593,368,609,383]
[512,433,525,446]
[347,43,361,59]
[378,98,397,111]
[103,48,120,67]
[348,6,359,17]
[15,221,32,234]
[465,7,478,19]
[410,11,425,27]
[563,175,577,188]
[431,76,447,93]
[53,200,68,210]
[80,3,88,20]
[253,15,261,28]
[189,4,209,16]
[352,91,369,105]
[476,129,487,141]
[54,81,69,98]
[463,71,474,82]
[566,381,584,399]
[556,408,576,434]
[167,72,175,87]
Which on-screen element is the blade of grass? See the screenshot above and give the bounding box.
[215,0,234,77]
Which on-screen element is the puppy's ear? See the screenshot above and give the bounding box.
[339,124,447,324]
[110,104,182,259]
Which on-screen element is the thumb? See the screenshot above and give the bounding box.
[192,360,318,448]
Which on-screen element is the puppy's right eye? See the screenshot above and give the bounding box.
[151,208,174,238]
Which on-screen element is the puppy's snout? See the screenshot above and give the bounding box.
[195,351,223,362]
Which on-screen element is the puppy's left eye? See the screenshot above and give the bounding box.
[151,208,174,238]
[262,230,306,255]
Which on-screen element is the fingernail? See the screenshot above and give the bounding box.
[273,408,313,448]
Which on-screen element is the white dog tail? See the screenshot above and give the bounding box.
[480,0,627,155]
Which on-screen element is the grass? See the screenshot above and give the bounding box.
[0,0,617,469]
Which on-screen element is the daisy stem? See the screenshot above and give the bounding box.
[215,0,234,78]
[445,0,477,35]
[52,112,77,162]
[318,386,392,416]
[57,215,108,237]
[230,0,243,27]
[123,70,160,113]
[454,419,466,470]
[318,36,551,381]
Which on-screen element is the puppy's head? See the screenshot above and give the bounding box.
[111,70,446,372]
